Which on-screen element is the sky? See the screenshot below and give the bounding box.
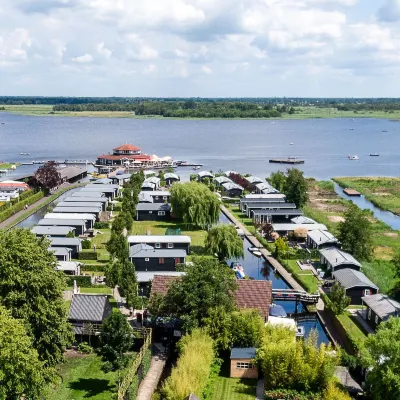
[1,0,400,97]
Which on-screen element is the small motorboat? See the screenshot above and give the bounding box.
[230,262,246,279]
[382,130,388,133]
[349,128,354,131]
[253,251,262,257]
[369,153,380,157]
[290,142,294,145]
[248,246,259,253]
[348,155,359,160]
[193,166,200,170]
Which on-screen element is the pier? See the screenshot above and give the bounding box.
[272,289,320,304]
[269,158,305,164]
[343,188,361,196]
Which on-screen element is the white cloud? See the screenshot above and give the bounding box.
[96,42,112,58]
[72,53,93,63]
[201,65,212,74]
[125,34,158,61]
[144,64,157,74]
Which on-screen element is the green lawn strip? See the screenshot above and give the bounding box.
[281,260,319,293]
[336,311,368,345]
[49,354,118,400]
[66,287,112,295]
[227,207,256,234]
[210,376,257,400]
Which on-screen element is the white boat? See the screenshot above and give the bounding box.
[348,155,359,160]
[253,251,262,257]
[230,262,246,279]
[248,247,259,253]
[193,166,200,170]
[268,304,305,337]
[290,142,294,145]
[20,152,30,155]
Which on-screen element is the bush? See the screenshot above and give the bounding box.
[106,203,121,211]
[142,348,152,377]
[80,264,106,272]
[94,221,109,229]
[78,252,98,260]
[66,275,92,287]
[77,342,93,354]
[264,389,322,400]
[127,375,139,400]
[0,191,44,223]
[82,239,91,249]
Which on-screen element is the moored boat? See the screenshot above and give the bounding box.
[348,155,359,160]
[369,153,379,157]
[230,262,246,279]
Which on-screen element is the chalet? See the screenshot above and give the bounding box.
[129,244,186,271]
[142,181,156,191]
[221,182,244,197]
[291,216,316,224]
[56,261,81,275]
[58,166,87,184]
[242,193,286,200]
[68,294,112,338]
[39,218,87,235]
[144,170,156,178]
[230,347,258,379]
[71,191,106,198]
[252,209,303,224]
[307,230,339,249]
[245,176,263,185]
[50,237,82,257]
[164,173,180,186]
[224,170,238,177]
[239,198,287,212]
[96,144,152,167]
[139,192,154,203]
[361,294,400,330]
[139,191,171,204]
[48,247,73,261]
[128,235,191,254]
[332,269,379,305]
[245,202,296,217]
[58,201,104,211]
[319,247,362,274]
[197,171,214,182]
[214,176,232,187]
[44,213,96,229]
[53,206,102,220]
[272,223,327,235]
[136,203,171,221]
[92,178,113,185]
[255,182,279,194]
[110,173,132,186]
[31,225,76,237]
[79,185,120,199]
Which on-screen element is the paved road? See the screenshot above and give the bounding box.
[137,356,166,400]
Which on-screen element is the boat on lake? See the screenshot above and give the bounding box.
[268,304,305,338]
[193,166,200,170]
[348,155,359,160]
[369,153,380,157]
[230,262,246,279]
[20,152,30,155]
[290,142,294,145]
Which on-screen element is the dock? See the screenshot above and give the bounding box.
[343,188,361,196]
[269,158,305,164]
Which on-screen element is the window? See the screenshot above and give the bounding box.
[155,196,159,200]
[149,211,153,214]
[155,243,161,249]
[159,258,164,264]
[167,243,174,248]
[175,258,181,265]
[145,258,149,262]
[158,211,165,216]
[163,196,167,200]
[364,289,371,296]
[236,362,254,369]
[375,315,379,325]
[368,308,371,320]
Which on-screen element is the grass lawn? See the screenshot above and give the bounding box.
[336,311,368,345]
[49,353,118,400]
[282,260,320,293]
[211,376,257,400]
[66,287,112,295]
[227,206,256,234]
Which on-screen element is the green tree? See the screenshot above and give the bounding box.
[327,282,350,315]
[269,170,286,192]
[170,182,220,228]
[274,237,289,257]
[32,161,61,193]
[0,305,46,400]
[283,168,308,208]
[159,257,237,327]
[230,309,265,348]
[119,260,140,308]
[361,317,400,400]
[205,224,244,261]
[99,311,135,372]
[107,230,129,261]
[338,204,373,260]
[0,229,73,368]
[392,253,400,278]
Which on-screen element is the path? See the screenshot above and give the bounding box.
[256,378,264,400]
[137,354,166,400]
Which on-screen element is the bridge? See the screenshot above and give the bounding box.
[272,289,320,304]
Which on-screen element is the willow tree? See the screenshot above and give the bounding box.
[170,182,220,228]
[205,224,244,261]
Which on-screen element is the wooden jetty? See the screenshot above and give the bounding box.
[343,188,361,196]
[269,158,305,164]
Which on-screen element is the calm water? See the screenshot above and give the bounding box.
[1,113,400,181]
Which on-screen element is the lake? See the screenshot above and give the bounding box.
[1,113,400,181]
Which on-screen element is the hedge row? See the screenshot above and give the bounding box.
[80,264,106,272]
[0,191,44,223]
[0,189,35,212]
[66,275,92,287]
[78,252,98,260]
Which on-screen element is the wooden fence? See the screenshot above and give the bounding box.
[118,328,152,400]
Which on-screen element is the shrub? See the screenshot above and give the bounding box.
[127,375,139,400]
[82,239,91,249]
[0,191,44,223]
[142,348,152,377]
[80,264,106,272]
[78,251,98,260]
[66,275,92,287]
[264,389,322,400]
[77,342,93,354]
[106,203,121,211]
[94,221,109,229]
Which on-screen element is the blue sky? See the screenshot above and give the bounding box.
[1,0,400,97]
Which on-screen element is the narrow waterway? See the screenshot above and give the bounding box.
[219,213,329,345]
[334,183,400,230]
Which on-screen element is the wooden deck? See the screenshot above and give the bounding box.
[343,188,361,196]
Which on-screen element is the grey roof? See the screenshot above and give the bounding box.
[58,166,86,180]
[64,196,108,203]
[221,182,244,191]
[243,194,286,200]
[32,226,75,236]
[71,191,105,197]
[333,268,378,290]
[253,209,302,216]
[50,237,82,246]
[247,202,297,209]
[230,347,257,359]
[139,192,154,203]
[361,294,400,320]
[145,177,161,184]
[198,171,213,179]
[245,176,263,184]
[112,173,132,180]
[45,213,96,221]
[79,187,117,193]
[48,247,72,256]
[53,206,101,214]
[215,176,232,184]
[255,182,279,193]
[136,203,171,212]
[319,247,361,269]
[164,173,179,180]
[128,235,191,244]
[307,230,338,245]
[129,244,187,259]
[39,218,86,227]
[142,181,155,189]
[86,183,120,189]
[273,223,328,232]
[145,191,171,197]
[92,178,113,184]
[56,261,80,272]
[224,170,238,176]
[334,367,363,394]
[58,201,103,209]
[137,271,186,282]
[291,216,316,224]
[69,294,112,322]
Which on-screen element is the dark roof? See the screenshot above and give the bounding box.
[69,294,112,322]
[150,276,272,318]
[230,347,257,359]
[320,247,361,269]
[129,244,186,259]
[334,366,363,394]
[58,166,86,180]
[333,268,378,290]
[136,203,171,211]
[361,294,400,320]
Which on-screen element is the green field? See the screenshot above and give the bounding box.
[333,177,400,215]
[66,287,113,295]
[49,354,118,400]
[336,311,368,346]
[211,376,257,400]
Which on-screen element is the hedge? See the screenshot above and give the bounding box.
[94,222,109,229]
[82,239,91,249]
[81,264,106,272]
[0,191,44,223]
[67,275,92,287]
[78,252,98,260]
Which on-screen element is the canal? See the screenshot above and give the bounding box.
[219,213,329,345]
[334,183,400,230]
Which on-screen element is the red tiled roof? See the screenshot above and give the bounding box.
[0,182,29,188]
[150,276,272,319]
[97,154,152,161]
[113,144,141,151]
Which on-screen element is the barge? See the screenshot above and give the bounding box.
[269,157,305,164]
